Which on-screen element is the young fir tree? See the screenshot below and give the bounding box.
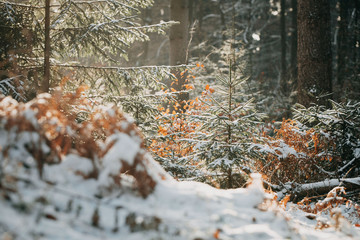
[188,2,265,188]
[150,44,265,187]
[192,46,264,188]
[149,2,266,187]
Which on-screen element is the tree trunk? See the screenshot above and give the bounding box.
[227,168,233,189]
[258,0,271,91]
[280,0,287,95]
[218,0,226,40]
[290,0,297,86]
[197,0,204,41]
[337,0,359,101]
[170,0,189,110]
[297,0,332,107]
[247,0,253,80]
[140,6,152,65]
[43,0,51,93]
[354,1,360,99]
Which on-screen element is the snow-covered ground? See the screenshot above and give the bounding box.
[1,168,359,240]
[0,94,359,239]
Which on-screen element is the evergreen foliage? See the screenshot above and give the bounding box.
[0,3,33,100]
[0,1,175,106]
[149,40,265,189]
[188,4,266,188]
[0,0,185,138]
[191,63,264,188]
[293,101,360,179]
[189,0,293,119]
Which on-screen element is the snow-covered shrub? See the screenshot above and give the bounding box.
[148,67,208,180]
[293,101,360,178]
[252,119,336,185]
[0,93,296,238]
[149,110,200,179]
[0,90,167,198]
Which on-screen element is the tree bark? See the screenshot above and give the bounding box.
[197,0,204,41]
[337,0,358,100]
[280,0,287,95]
[290,0,297,86]
[140,6,152,66]
[247,0,253,80]
[297,0,332,107]
[170,0,189,110]
[43,0,51,93]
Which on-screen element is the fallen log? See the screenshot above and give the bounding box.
[276,177,360,202]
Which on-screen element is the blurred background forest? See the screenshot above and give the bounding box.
[129,0,360,115]
[175,0,356,110]
[1,0,360,112]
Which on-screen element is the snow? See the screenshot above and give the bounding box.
[354,148,360,158]
[2,144,359,239]
[62,154,94,174]
[277,140,299,158]
[286,204,359,240]
[343,177,360,186]
[300,179,341,191]
[98,132,141,188]
[23,108,39,128]
[1,98,360,239]
[250,140,306,160]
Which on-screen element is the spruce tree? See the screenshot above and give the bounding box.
[192,59,264,188]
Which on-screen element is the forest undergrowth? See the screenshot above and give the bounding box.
[0,82,359,239]
[146,64,360,227]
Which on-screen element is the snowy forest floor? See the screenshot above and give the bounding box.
[1,171,359,240]
[1,94,360,240]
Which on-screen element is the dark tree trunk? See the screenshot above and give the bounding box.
[218,0,226,40]
[247,0,253,79]
[170,0,189,110]
[141,7,152,65]
[43,0,51,93]
[297,0,332,107]
[189,0,194,26]
[197,0,204,41]
[355,1,360,99]
[258,0,271,91]
[337,0,350,91]
[227,168,233,189]
[290,0,298,86]
[337,0,359,100]
[280,0,287,95]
